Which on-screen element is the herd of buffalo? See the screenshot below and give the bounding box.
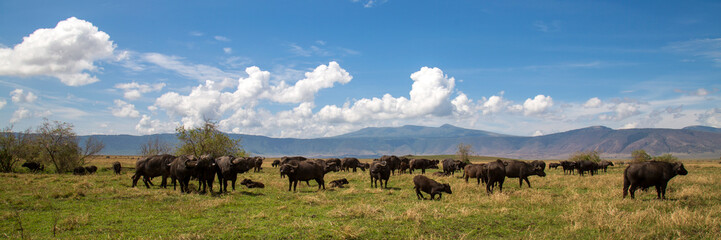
[112,154,689,200]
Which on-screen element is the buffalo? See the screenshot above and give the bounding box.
[252,156,264,172]
[485,160,507,194]
[216,156,254,193]
[623,161,688,199]
[531,160,546,171]
[21,162,44,172]
[329,178,349,188]
[442,158,459,175]
[279,161,326,191]
[84,165,98,174]
[399,162,409,174]
[560,161,576,175]
[548,163,560,169]
[463,164,487,185]
[341,158,363,172]
[132,154,175,188]
[409,159,438,174]
[271,159,281,168]
[73,166,86,175]
[576,160,598,176]
[369,161,390,188]
[169,155,198,193]
[195,155,218,194]
[112,161,122,174]
[379,155,401,175]
[326,158,342,170]
[598,160,614,172]
[504,160,546,188]
[413,175,452,200]
[240,179,265,188]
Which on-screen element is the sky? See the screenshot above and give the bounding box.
[0,0,720,138]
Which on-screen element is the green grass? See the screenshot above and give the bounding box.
[1,158,720,239]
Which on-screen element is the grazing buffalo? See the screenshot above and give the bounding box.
[281,156,307,165]
[240,179,265,188]
[369,161,390,188]
[379,155,401,175]
[409,159,438,174]
[271,159,281,168]
[560,161,576,175]
[504,160,546,188]
[309,159,339,174]
[169,155,198,193]
[329,178,349,188]
[280,161,325,191]
[341,158,362,172]
[399,162,409,174]
[326,158,342,170]
[548,163,560,169]
[531,160,546,171]
[73,166,86,175]
[454,160,468,173]
[442,159,459,175]
[252,157,264,172]
[112,161,122,174]
[623,161,688,199]
[485,160,507,194]
[194,155,218,194]
[22,162,44,172]
[576,160,598,176]
[413,175,452,200]
[216,156,254,193]
[132,154,175,188]
[84,165,98,174]
[463,164,487,185]
[598,160,614,172]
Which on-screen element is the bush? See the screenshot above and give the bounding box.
[176,120,246,158]
[631,149,652,163]
[652,153,678,162]
[569,150,601,162]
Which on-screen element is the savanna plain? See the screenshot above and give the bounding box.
[1,156,720,239]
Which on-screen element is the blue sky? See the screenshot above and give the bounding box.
[1,0,720,137]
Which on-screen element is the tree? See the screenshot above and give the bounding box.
[631,149,652,163]
[0,126,33,172]
[176,120,245,158]
[653,153,678,162]
[456,143,472,163]
[569,150,601,162]
[35,120,104,173]
[140,136,173,156]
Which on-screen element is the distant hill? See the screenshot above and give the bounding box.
[331,124,509,138]
[81,125,721,159]
[683,125,721,133]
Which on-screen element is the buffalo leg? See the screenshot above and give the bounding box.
[143,176,152,188]
[519,178,523,188]
[231,179,236,191]
[655,185,662,199]
[629,184,638,199]
[132,174,140,187]
[293,180,298,191]
[415,188,424,199]
[288,179,293,191]
[524,178,531,188]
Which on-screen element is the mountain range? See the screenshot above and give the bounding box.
[82,124,721,159]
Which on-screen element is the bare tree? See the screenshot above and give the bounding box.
[140,136,172,156]
[35,119,104,173]
[456,143,472,163]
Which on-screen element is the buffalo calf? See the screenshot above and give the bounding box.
[413,175,452,200]
[329,178,349,188]
[240,179,265,188]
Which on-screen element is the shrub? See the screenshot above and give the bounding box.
[652,153,678,162]
[176,120,246,158]
[631,149,652,163]
[569,150,601,162]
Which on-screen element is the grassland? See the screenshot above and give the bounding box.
[1,156,720,239]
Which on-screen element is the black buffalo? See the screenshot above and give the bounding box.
[379,155,401,175]
[531,160,546,171]
[576,160,599,176]
[240,179,265,188]
[485,160,507,194]
[409,159,438,174]
[22,162,44,172]
[598,160,614,172]
[548,163,560,169]
[623,161,688,199]
[280,161,326,191]
[216,156,254,193]
[503,160,546,188]
[340,157,362,172]
[252,156,264,172]
[84,165,98,174]
[271,159,281,168]
[169,155,198,193]
[560,161,576,175]
[195,155,218,194]
[73,166,86,175]
[413,175,452,200]
[132,154,175,188]
[329,178,349,188]
[369,161,390,188]
[463,164,487,185]
[112,161,122,175]
[442,158,459,175]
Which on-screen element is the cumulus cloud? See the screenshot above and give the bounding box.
[110,100,140,118]
[10,107,32,123]
[135,114,178,134]
[315,66,455,122]
[115,82,166,100]
[451,92,475,115]
[696,108,721,127]
[0,17,115,86]
[584,97,602,108]
[620,122,639,129]
[522,95,553,116]
[600,102,641,121]
[153,61,351,128]
[10,89,38,103]
[481,95,510,115]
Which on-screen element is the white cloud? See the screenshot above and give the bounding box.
[696,108,721,127]
[481,95,509,115]
[189,31,204,37]
[620,122,639,129]
[0,99,6,109]
[269,61,352,103]
[584,97,602,108]
[135,114,177,134]
[602,102,640,121]
[10,107,32,123]
[223,47,232,54]
[451,92,475,115]
[0,17,115,86]
[214,36,230,42]
[532,130,544,136]
[522,95,553,116]
[110,100,140,118]
[115,82,166,100]
[10,89,38,103]
[143,52,238,83]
